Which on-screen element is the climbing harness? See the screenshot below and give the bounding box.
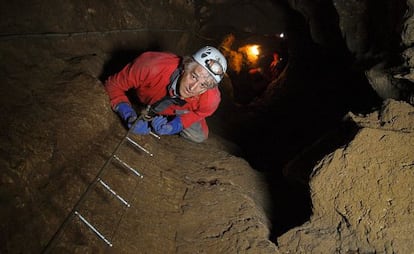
[142,67,187,121]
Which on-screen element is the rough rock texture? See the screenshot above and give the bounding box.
[0,2,280,253]
[278,99,414,253]
[0,34,278,253]
[50,133,277,254]
[1,0,414,253]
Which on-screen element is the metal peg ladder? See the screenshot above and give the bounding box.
[42,123,160,252]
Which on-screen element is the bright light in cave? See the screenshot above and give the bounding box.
[238,44,261,66]
[247,45,260,58]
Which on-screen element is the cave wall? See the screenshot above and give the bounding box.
[286,0,414,103]
[278,100,414,253]
[0,1,204,252]
[1,0,414,253]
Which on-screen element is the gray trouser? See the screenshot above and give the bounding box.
[180,121,206,143]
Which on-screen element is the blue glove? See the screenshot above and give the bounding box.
[115,102,137,128]
[130,119,151,135]
[151,116,183,135]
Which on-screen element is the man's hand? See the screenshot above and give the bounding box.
[115,102,150,135]
[130,119,151,135]
[115,102,137,128]
[151,116,183,135]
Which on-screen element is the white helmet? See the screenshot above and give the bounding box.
[192,46,227,83]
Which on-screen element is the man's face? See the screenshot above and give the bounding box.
[178,64,216,98]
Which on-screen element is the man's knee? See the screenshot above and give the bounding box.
[180,122,207,143]
[180,129,207,143]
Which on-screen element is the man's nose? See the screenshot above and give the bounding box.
[189,80,201,91]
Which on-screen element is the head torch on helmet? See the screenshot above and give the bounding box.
[205,59,224,76]
[193,46,228,83]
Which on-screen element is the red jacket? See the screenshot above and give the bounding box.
[104,51,221,133]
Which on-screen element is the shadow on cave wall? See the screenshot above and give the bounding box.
[98,43,166,110]
[98,44,163,83]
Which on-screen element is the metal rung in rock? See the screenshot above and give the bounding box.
[126,137,153,156]
[98,178,130,207]
[112,155,144,178]
[149,131,161,139]
[42,126,152,252]
[74,211,113,247]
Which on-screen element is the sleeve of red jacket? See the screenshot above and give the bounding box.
[104,58,151,110]
[179,87,221,129]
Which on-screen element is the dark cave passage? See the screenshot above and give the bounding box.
[210,16,383,238]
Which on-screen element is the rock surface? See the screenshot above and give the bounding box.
[1,1,414,253]
[278,99,414,253]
